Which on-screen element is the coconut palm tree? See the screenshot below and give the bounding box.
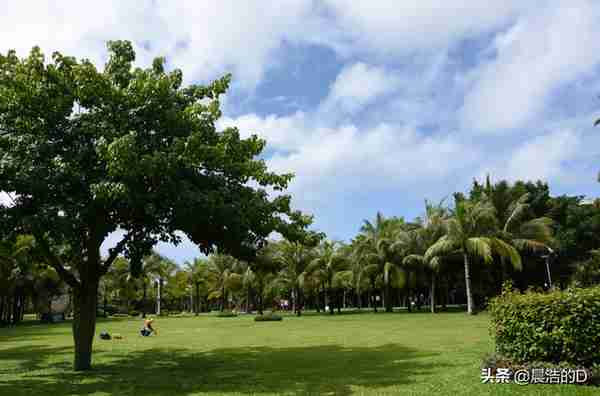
[497,193,554,276]
[277,240,316,316]
[187,258,210,315]
[305,241,350,315]
[207,254,242,312]
[359,214,413,312]
[425,195,522,315]
[402,200,448,313]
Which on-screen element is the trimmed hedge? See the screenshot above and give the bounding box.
[489,283,600,367]
[254,313,283,322]
[129,310,140,317]
[216,310,237,318]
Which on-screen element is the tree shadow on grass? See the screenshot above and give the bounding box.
[0,343,447,395]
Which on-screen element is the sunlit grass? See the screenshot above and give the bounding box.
[0,311,594,395]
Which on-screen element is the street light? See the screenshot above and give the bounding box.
[540,247,555,289]
[155,277,162,315]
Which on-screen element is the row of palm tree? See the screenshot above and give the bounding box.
[98,189,556,318]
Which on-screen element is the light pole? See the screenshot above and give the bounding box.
[541,247,554,289]
[155,277,161,315]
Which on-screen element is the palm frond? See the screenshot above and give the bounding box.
[424,236,457,261]
[465,237,492,264]
[403,254,425,268]
[490,238,522,271]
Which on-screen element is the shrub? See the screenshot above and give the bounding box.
[216,310,237,318]
[112,313,129,318]
[129,310,140,317]
[254,313,283,322]
[489,283,600,367]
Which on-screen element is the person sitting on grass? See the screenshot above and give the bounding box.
[140,317,158,336]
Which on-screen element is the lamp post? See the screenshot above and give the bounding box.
[155,277,161,315]
[541,247,554,289]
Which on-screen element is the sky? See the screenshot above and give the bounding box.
[2,1,600,264]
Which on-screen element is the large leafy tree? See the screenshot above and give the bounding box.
[0,41,311,370]
[425,195,521,315]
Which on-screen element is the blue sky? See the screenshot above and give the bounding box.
[2,1,600,264]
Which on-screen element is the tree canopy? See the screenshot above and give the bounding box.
[0,40,315,370]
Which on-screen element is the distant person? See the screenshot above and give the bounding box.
[140,317,158,336]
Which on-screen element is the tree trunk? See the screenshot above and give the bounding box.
[257,281,264,315]
[463,253,474,315]
[142,282,148,318]
[221,286,225,312]
[72,279,99,371]
[430,275,436,313]
[295,287,302,317]
[195,283,200,315]
[371,280,377,313]
[0,296,5,324]
[385,282,392,312]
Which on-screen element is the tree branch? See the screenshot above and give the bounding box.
[33,232,81,289]
[99,233,131,276]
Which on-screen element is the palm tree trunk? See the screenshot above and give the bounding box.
[327,284,334,315]
[463,253,474,315]
[221,285,225,312]
[371,280,377,313]
[195,283,200,315]
[385,282,393,312]
[295,286,302,317]
[430,274,436,313]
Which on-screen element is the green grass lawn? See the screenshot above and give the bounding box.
[0,311,594,395]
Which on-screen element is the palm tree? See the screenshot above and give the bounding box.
[187,258,210,315]
[348,236,371,310]
[139,252,176,316]
[359,214,411,312]
[305,241,349,315]
[497,193,554,278]
[207,254,242,312]
[425,195,522,315]
[277,240,316,316]
[402,200,448,313]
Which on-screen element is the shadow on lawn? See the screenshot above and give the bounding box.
[0,343,446,395]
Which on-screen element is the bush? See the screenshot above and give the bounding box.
[129,310,140,317]
[489,283,600,367]
[112,313,129,318]
[216,310,237,318]
[101,305,119,315]
[96,309,107,318]
[254,313,283,322]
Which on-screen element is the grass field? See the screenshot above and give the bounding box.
[0,311,594,395]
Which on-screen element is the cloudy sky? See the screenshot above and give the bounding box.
[2,1,600,264]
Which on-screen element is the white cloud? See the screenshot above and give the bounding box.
[319,62,401,114]
[320,1,533,57]
[459,0,600,132]
[478,128,583,184]
[221,111,481,208]
[0,0,315,89]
